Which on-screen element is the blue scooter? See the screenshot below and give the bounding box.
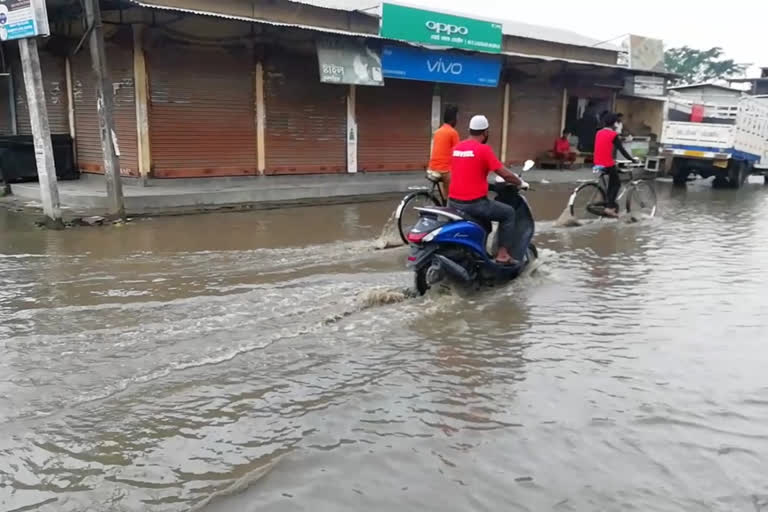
[406,160,538,295]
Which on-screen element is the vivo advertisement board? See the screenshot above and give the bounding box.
[382,45,501,88]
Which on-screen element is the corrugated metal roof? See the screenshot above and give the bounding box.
[285,0,381,13]
[125,0,378,38]
[504,50,678,79]
[669,83,742,92]
[284,0,617,50]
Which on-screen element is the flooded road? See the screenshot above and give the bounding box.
[2,180,768,511]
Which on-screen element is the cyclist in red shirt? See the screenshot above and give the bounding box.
[448,115,527,265]
[594,113,637,217]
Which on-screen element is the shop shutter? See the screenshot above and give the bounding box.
[149,44,257,178]
[506,81,563,163]
[110,44,138,176]
[72,42,138,176]
[0,74,13,135]
[14,51,68,136]
[357,79,432,172]
[441,84,504,155]
[265,52,346,174]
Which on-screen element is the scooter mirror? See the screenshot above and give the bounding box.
[522,160,535,172]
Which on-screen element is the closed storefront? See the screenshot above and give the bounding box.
[13,50,68,136]
[265,52,346,174]
[506,81,563,163]
[0,73,14,135]
[373,45,503,170]
[149,43,257,178]
[357,79,432,172]
[441,83,504,154]
[72,38,138,176]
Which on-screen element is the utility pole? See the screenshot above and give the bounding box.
[18,37,63,227]
[83,0,125,219]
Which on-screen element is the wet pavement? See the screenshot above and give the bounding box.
[2,178,768,511]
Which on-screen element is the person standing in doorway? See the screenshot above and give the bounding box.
[427,105,460,200]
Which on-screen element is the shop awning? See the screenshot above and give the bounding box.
[123,0,380,39]
[503,50,678,78]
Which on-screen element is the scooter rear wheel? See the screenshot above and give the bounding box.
[415,266,430,296]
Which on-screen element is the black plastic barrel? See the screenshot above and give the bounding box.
[0,134,78,183]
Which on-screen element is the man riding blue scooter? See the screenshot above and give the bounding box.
[448,115,530,265]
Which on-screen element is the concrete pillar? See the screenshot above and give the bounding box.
[19,37,62,226]
[431,89,441,133]
[501,82,511,163]
[560,87,568,133]
[346,84,357,174]
[430,87,441,155]
[64,56,76,159]
[133,25,151,183]
[84,0,125,219]
[255,61,266,174]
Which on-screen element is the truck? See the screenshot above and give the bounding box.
[661,93,768,188]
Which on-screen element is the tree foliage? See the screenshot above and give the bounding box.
[664,46,747,84]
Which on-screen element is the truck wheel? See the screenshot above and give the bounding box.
[764,175,768,186]
[670,159,689,186]
[673,172,689,186]
[727,161,747,189]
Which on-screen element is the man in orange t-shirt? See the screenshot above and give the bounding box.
[427,105,460,199]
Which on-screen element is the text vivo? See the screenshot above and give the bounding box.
[427,59,463,75]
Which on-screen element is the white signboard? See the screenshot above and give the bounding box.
[0,0,50,42]
[625,75,666,97]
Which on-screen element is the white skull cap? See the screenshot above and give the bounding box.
[469,115,490,131]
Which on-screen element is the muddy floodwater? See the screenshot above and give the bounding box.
[2,179,768,512]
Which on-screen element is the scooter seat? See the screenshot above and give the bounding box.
[419,206,490,231]
[447,207,492,233]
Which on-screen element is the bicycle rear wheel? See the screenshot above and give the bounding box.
[396,191,440,244]
[626,181,657,219]
[569,182,606,221]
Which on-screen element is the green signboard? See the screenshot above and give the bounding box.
[380,2,502,54]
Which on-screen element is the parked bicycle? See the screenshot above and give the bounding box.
[396,171,446,244]
[568,162,657,221]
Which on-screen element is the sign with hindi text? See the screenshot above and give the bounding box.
[0,0,49,41]
[316,39,384,86]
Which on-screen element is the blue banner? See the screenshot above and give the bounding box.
[382,45,501,87]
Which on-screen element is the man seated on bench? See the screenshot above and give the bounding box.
[554,130,576,169]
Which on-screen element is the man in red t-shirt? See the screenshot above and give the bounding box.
[594,113,637,217]
[448,115,526,265]
[554,130,575,169]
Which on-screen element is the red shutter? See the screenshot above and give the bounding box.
[110,43,139,177]
[441,84,504,154]
[149,44,257,178]
[72,42,138,176]
[506,82,563,163]
[14,51,68,135]
[357,79,432,172]
[265,52,346,174]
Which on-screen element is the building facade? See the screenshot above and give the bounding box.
[1,0,658,179]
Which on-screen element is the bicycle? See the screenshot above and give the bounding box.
[568,161,657,221]
[395,171,446,244]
